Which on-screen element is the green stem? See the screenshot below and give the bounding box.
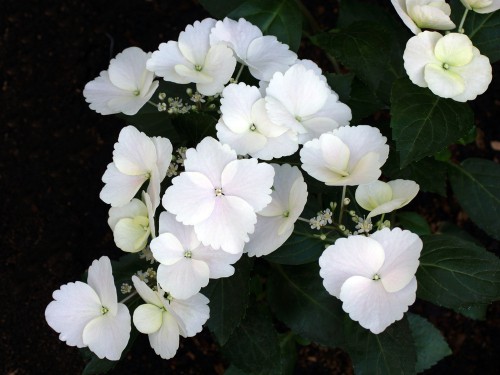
[119,290,138,304]
[148,100,158,107]
[338,185,347,224]
[458,8,469,33]
[234,64,245,82]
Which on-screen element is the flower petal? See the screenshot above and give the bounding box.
[403,31,442,87]
[100,163,147,207]
[133,304,163,334]
[113,126,157,176]
[132,275,163,307]
[147,41,192,84]
[150,233,186,265]
[148,311,180,359]
[86,256,118,314]
[156,259,210,299]
[169,293,210,337]
[424,63,465,98]
[197,44,236,96]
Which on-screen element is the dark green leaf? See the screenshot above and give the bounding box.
[417,235,500,309]
[448,158,500,240]
[397,212,432,236]
[454,304,488,320]
[82,351,117,375]
[199,0,246,19]
[344,317,416,375]
[326,72,353,104]
[337,0,397,29]
[267,263,345,348]
[407,313,451,373]
[348,77,385,123]
[229,0,302,51]
[390,79,474,167]
[203,256,253,345]
[171,112,218,146]
[436,221,482,245]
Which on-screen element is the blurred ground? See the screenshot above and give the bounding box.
[1,0,498,374]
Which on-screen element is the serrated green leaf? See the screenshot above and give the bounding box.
[203,256,253,345]
[344,317,416,375]
[448,158,500,240]
[228,0,302,51]
[407,313,451,373]
[416,235,500,309]
[397,212,432,236]
[390,79,474,167]
[267,263,345,348]
[223,304,281,374]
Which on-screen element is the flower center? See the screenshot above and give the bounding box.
[184,250,192,258]
[195,64,203,72]
[214,187,224,196]
[442,63,450,70]
[372,274,381,281]
[133,89,140,96]
[249,124,257,131]
[282,210,290,218]
[101,306,109,315]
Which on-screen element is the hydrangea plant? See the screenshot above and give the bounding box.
[47,1,500,374]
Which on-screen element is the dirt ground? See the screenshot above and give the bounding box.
[1,0,498,374]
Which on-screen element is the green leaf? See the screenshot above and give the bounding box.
[223,304,282,374]
[343,317,417,375]
[454,304,488,320]
[337,0,398,29]
[82,352,116,375]
[407,313,451,373]
[448,158,500,240]
[348,77,385,123]
[325,72,353,104]
[416,234,500,309]
[203,256,253,345]
[199,0,246,19]
[390,79,474,167]
[383,154,447,196]
[267,263,345,348]
[396,212,431,236]
[229,0,302,51]
[170,112,218,146]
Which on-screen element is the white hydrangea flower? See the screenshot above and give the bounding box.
[355,179,420,219]
[216,83,298,160]
[300,125,389,186]
[45,256,131,360]
[403,31,492,101]
[319,228,422,334]
[460,0,500,13]
[265,64,352,144]
[108,192,156,253]
[150,211,241,299]
[83,47,159,116]
[210,17,297,81]
[246,164,308,257]
[391,0,455,34]
[162,137,275,254]
[100,126,173,210]
[131,276,209,360]
[147,18,236,96]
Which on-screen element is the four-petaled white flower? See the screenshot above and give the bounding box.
[300,125,389,186]
[45,256,131,360]
[391,0,455,35]
[460,0,500,13]
[131,276,209,360]
[147,18,236,96]
[83,47,159,116]
[150,211,241,299]
[210,17,297,81]
[163,137,275,254]
[100,126,173,210]
[216,82,298,160]
[319,228,422,334]
[355,179,420,219]
[404,31,492,101]
[246,164,308,257]
[265,64,352,144]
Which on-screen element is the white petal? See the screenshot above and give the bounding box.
[169,293,210,337]
[82,303,131,360]
[133,303,163,334]
[147,41,192,84]
[158,211,201,250]
[390,0,421,34]
[434,33,473,66]
[220,83,261,134]
[299,117,341,143]
[196,44,236,96]
[319,236,385,298]
[424,63,465,98]
[178,18,216,65]
[194,247,241,278]
[403,31,442,87]
[363,179,420,218]
[246,36,297,81]
[142,191,156,238]
[151,136,173,180]
[344,152,384,186]
[408,3,455,31]
[245,215,293,257]
[108,198,148,230]
[265,96,305,134]
[148,311,180,359]
[87,256,118,314]
[108,47,151,91]
[251,130,298,160]
[132,275,163,307]
[451,49,492,102]
[113,126,157,176]
[355,181,393,212]
[100,163,147,207]
[251,98,289,137]
[150,233,185,265]
[216,119,268,156]
[45,281,101,348]
[83,71,127,115]
[113,217,150,253]
[156,259,210,299]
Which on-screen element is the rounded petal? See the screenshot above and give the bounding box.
[86,256,118,314]
[148,311,180,359]
[108,198,148,230]
[196,44,236,96]
[169,293,210,337]
[100,163,147,207]
[133,303,163,334]
[83,71,127,115]
[404,31,442,87]
[158,211,200,250]
[424,63,465,98]
[220,83,261,134]
[194,247,241,278]
[156,259,210,299]
[390,0,421,34]
[356,181,393,212]
[147,41,192,84]
[132,275,163,307]
[451,49,492,102]
[113,217,150,253]
[151,136,173,180]
[434,33,473,66]
[178,18,216,65]
[216,119,268,156]
[246,215,293,257]
[408,3,455,31]
[150,233,186,265]
[113,126,157,176]
[251,129,298,160]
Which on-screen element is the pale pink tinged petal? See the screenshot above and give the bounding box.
[313,94,352,127]
[83,71,127,115]
[108,198,148,230]
[284,175,308,233]
[150,233,186,265]
[265,96,305,133]
[156,259,210,299]
[142,191,156,238]
[216,120,267,156]
[246,215,293,257]
[403,31,442,87]
[195,195,256,254]
[133,304,163,334]
[169,293,210,337]
[221,159,275,211]
[194,247,241,278]
[252,130,299,160]
[220,83,261,134]
[197,44,236,96]
[319,236,385,297]
[108,47,149,91]
[345,152,384,186]
[158,211,200,249]
[113,217,150,253]
[452,50,492,102]
[183,137,236,185]
[87,256,118,314]
[409,5,455,30]
[151,136,173,180]
[106,93,147,116]
[246,35,297,81]
[82,303,131,360]
[260,164,299,215]
[252,98,289,137]
[340,275,416,334]
[113,126,157,175]
[45,281,101,348]
[162,172,216,225]
[146,41,192,84]
[148,311,180,359]
[391,0,421,34]
[424,63,465,98]
[320,133,351,176]
[371,228,422,293]
[131,275,163,307]
[178,18,216,65]
[100,163,147,207]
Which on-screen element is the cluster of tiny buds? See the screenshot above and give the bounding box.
[309,208,334,230]
[136,267,157,283]
[139,247,156,264]
[167,146,189,177]
[353,217,373,235]
[120,283,133,294]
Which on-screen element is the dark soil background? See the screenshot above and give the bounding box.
[1,0,498,374]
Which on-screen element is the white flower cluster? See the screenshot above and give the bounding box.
[392,0,495,101]
[47,15,429,363]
